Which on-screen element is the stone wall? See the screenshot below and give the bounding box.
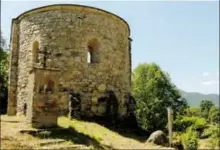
[8,4,131,121]
[7,19,19,115]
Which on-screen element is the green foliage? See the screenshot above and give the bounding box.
[0,30,8,114]
[207,125,220,149]
[0,47,8,83]
[200,100,214,118]
[173,116,207,132]
[186,107,201,117]
[208,106,220,124]
[181,127,198,150]
[200,100,215,112]
[132,63,188,132]
[201,124,218,139]
[192,117,207,130]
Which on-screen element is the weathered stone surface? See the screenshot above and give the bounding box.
[147,130,168,146]
[97,105,106,116]
[8,4,132,127]
[91,105,98,113]
[91,97,98,105]
[97,84,106,92]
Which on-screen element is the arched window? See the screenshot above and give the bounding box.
[87,39,100,64]
[32,41,39,63]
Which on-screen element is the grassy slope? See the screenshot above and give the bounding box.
[1,115,171,149]
[58,116,170,149]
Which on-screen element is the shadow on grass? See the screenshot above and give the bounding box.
[80,116,149,143]
[36,126,106,150]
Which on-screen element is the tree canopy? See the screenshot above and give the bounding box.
[200,100,214,118]
[200,100,214,112]
[132,63,188,132]
[0,30,9,114]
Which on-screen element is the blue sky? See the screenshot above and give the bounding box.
[1,1,219,94]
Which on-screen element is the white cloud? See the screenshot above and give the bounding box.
[202,80,219,85]
[202,72,210,77]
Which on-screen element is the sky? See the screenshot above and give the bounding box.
[1,0,219,94]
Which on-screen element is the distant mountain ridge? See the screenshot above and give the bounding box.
[180,90,219,107]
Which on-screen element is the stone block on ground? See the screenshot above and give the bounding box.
[147,130,168,146]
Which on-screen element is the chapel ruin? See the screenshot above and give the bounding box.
[7,4,134,128]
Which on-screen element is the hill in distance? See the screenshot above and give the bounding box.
[180,90,219,107]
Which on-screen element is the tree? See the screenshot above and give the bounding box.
[132,63,188,132]
[200,100,214,118]
[208,106,220,124]
[0,30,8,114]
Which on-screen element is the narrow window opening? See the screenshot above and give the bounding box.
[87,46,92,63]
[24,103,27,115]
[87,39,100,64]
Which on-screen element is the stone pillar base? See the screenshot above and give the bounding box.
[7,107,16,116]
[32,113,58,129]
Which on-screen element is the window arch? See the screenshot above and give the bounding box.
[87,39,100,64]
[32,41,39,63]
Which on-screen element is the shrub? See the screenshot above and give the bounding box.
[201,126,213,138]
[208,106,220,124]
[171,133,184,150]
[193,117,207,129]
[209,135,220,149]
[208,125,220,149]
[186,107,201,117]
[181,127,198,150]
[173,116,207,132]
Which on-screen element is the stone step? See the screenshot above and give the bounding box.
[36,139,66,146]
[40,144,90,149]
[19,128,68,136]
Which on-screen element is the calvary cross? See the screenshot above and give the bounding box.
[40,47,51,68]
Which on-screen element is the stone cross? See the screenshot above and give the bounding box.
[167,107,173,147]
[40,47,51,68]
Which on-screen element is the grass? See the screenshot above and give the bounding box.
[173,130,219,150]
[1,115,173,149]
[57,116,172,149]
[58,117,117,142]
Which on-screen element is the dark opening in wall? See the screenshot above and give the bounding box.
[0,88,8,114]
[39,77,55,93]
[45,79,54,92]
[24,103,27,115]
[87,39,100,64]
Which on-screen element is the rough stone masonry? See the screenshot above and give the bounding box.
[7,4,133,128]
